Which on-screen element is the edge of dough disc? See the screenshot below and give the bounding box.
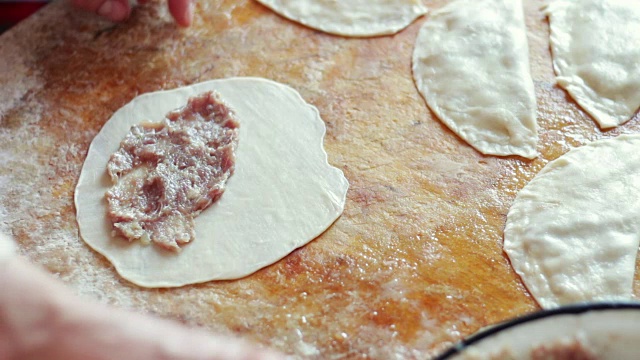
[74,77,349,288]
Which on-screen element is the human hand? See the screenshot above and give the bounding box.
[0,255,284,360]
[69,0,194,27]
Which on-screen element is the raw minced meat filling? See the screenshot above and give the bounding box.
[105,91,239,252]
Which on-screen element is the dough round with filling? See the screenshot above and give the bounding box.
[256,0,427,37]
[504,135,640,309]
[75,77,349,288]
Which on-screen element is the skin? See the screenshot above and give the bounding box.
[69,0,194,27]
[0,236,284,360]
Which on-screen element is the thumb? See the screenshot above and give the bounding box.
[168,0,193,27]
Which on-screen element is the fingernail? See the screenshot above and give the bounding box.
[97,0,113,16]
[178,0,194,27]
[98,0,129,21]
[185,1,194,25]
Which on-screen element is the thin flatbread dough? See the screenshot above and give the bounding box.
[547,0,640,129]
[255,0,427,37]
[504,135,640,309]
[412,0,538,159]
[75,77,349,288]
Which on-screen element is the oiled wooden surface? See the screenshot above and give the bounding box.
[1,0,639,358]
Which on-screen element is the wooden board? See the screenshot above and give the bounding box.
[1,0,640,358]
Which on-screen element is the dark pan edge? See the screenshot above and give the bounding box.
[434,302,640,360]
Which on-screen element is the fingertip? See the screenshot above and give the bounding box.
[97,0,130,22]
[185,1,194,26]
[112,0,132,22]
[169,0,193,27]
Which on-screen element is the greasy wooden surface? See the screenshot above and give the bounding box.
[1,0,640,358]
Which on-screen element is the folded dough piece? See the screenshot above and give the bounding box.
[256,0,427,37]
[504,135,640,309]
[412,0,538,159]
[75,78,349,288]
[547,0,640,129]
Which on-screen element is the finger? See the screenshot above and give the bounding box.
[97,0,130,22]
[57,299,287,360]
[1,257,286,360]
[168,0,193,27]
[69,0,131,22]
[0,257,77,359]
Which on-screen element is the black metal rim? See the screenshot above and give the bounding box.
[434,302,640,360]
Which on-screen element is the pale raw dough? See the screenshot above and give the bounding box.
[547,0,640,129]
[75,78,349,288]
[504,135,640,309]
[412,0,538,159]
[255,0,427,37]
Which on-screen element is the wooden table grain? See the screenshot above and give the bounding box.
[1,1,639,358]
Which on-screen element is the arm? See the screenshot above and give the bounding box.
[0,234,283,360]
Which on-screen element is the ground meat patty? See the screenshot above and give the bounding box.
[105,91,239,252]
[461,338,598,360]
[531,339,598,360]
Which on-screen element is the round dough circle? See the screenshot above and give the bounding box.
[504,134,640,308]
[75,77,349,288]
[256,0,428,37]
